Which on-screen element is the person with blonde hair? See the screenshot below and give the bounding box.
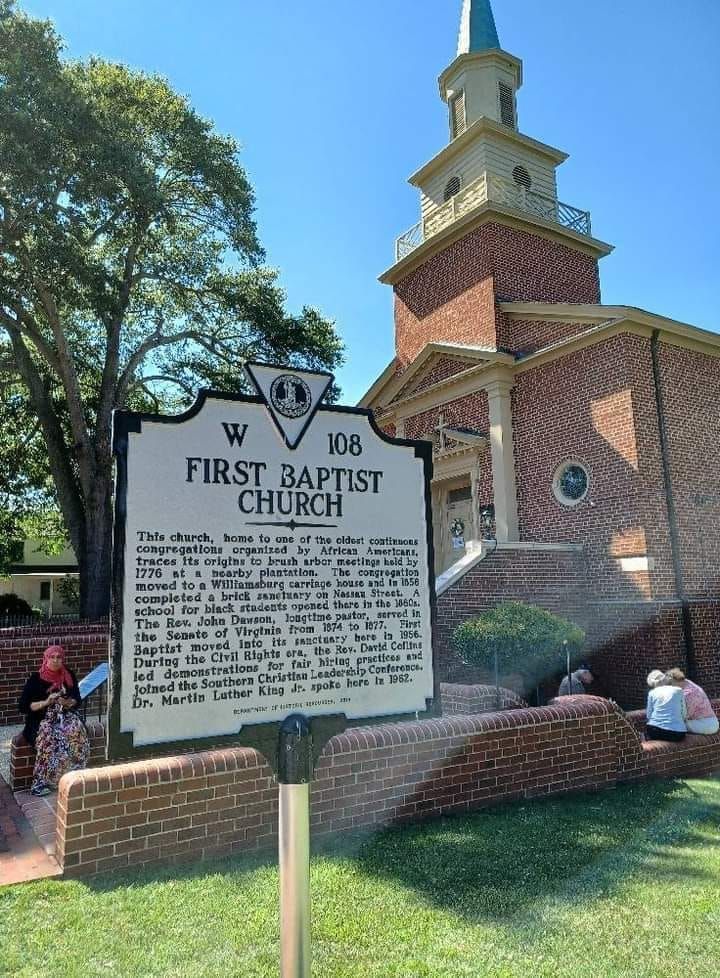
[645,669,687,742]
[666,668,719,735]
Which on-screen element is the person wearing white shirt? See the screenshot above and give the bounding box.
[645,669,687,742]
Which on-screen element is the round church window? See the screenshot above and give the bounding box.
[552,461,589,507]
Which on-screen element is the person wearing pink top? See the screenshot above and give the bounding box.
[667,668,719,735]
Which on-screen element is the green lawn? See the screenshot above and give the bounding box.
[2,778,720,978]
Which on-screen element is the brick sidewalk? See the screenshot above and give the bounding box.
[0,778,60,886]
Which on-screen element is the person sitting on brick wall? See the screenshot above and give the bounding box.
[18,644,89,796]
[665,668,719,736]
[645,669,687,743]
[558,667,593,696]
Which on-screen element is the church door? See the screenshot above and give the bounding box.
[434,483,474,575]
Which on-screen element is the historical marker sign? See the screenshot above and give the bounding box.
[108,365,435,759]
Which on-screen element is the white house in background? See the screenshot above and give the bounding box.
[0,540,79,616]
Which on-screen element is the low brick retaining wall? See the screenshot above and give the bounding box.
[53,694,720,879]
[9,682,512,791]
[8,694,712,878]
[0,622,108,724]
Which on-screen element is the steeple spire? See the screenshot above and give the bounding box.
[457,0,500,56]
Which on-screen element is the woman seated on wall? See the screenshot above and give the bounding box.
[18,644,90,797]
[666,668,719,735]
[645,669,687,743]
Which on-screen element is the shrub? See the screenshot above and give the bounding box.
[57,575,81,611]
[0,593,34,618]
[452,601,585,690]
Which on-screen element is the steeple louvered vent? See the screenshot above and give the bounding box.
[498,81,516,128]
[449,90,467,139]
[444,176,462,201]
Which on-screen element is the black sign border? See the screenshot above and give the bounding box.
[108,388,437,774]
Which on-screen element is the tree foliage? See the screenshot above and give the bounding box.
[0,356,62,574]
[0,2,344,615]
[452,601,585,689]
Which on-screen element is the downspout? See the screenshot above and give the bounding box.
[650,329,697,679]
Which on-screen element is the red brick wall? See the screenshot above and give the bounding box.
[55,697,620,877]
[393,222,600,364]
[399,357,476,399]
[688,602,720,695]
[656,343,720,693]
[55,696,720,878]
[490,224,601,307]
[512,333,676,597]
[394,260,496,366]
[10,684,524,790]
[404,390,489,441]
[439,682,527,714]
[659,343,720,597]
[498,317,596,355]
[0,623,108,724]
[585,602,687,707]
[508,335,720,701]
[0,619,107,639]
[434,544,588,685]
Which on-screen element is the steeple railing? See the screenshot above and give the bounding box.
[395,172,592,261]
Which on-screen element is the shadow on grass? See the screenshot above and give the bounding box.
[336,778,720,925]
[76,777,720,929]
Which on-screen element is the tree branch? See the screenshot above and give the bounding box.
[13,246,94,487]
[125,373,197,402]
[0,305,63,376]
[97,222,148,456]
[116,328,200,403]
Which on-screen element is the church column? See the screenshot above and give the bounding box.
[484,371,519,542]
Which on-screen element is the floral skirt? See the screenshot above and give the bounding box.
[32,704,90,790]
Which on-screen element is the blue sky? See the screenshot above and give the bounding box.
[24,0,720,403]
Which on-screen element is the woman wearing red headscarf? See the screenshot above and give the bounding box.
[18,645,89,796]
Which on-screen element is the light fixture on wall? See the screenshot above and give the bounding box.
[480,504,495,539]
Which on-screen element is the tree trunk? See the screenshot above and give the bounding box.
[79,475,114,620]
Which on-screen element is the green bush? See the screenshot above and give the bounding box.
[0,593,34,618]
[57,575,81,611]
[452,601,585,689]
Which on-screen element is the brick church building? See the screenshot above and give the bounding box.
[361,0,720,706]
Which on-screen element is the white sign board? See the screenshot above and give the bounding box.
[109,367,435,757]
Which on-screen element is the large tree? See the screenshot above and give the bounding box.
[0,3,343,617]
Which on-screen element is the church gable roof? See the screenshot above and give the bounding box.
[359,342,513,410]
[392,353,479,402]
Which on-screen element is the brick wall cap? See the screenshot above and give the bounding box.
[325,696,614,754]
[60,771,88,799]
[59,742,266,794]
[0,626,109,648]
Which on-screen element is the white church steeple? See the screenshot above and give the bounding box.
[383,0,612,274]
[441,0,522,137]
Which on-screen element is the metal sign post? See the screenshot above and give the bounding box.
[278,715,312,978]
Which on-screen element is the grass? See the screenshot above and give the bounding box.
[2,778,720,977]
